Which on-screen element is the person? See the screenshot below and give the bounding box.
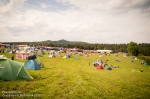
[32,55,37,60]
[101,60,103,65]
[12,48,15,54]
[0,47,1,53]
[2,48,4,53]
[12,55,14,60]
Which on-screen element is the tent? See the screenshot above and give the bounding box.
[0,55,33,80]
[93,60,102,67]
[78,53,83,56]
[16,51,29,60]
[115,59,120,62]
[9,50,12,54]
[63,54,70,58]
[63,56,68,58]
[34,59,44,68]
[144,63,147,66]
[85,54,89,57]
[106,67,112,70]
[97,65,104,70]
[74,57,79,60]
[49,54,55,58]
[37,49,45,55]
[24,60,41,70]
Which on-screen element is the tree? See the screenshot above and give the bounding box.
[127,42,139,56]
[97,44,103,49]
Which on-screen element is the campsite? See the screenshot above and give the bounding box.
[1,0,150,98]
[0,49,150,99]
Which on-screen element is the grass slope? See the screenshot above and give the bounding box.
[0,53,150,99]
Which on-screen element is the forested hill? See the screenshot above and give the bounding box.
[3,40,150,56]
[40,39,87,44]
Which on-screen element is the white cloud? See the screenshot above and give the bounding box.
[0,0,150,43]
[40,3,47,9]
[0,0,26,15]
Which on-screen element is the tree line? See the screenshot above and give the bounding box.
[4,41,150,56]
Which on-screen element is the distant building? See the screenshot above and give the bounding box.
[97,50,113,53]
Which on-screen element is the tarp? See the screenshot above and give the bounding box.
[24,60,41,70]
[0,55,33,80]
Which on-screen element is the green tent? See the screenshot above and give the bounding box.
[34,59,44,68]
[0,55,33,80]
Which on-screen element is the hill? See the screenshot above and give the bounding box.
[41,39,88,44]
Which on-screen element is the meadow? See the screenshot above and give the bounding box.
[0,52,150,99]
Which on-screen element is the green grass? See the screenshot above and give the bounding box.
[0,52,150,99]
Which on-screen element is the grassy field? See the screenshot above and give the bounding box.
[0,52,150,99]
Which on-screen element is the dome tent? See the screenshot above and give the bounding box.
[93,60,102,67]
[34,59,44,68]
[49,54,55,58]
[106,67,112,70]
[97,65,104,70]
[0,55,33,80]
[24,56,44,70]
[24,60,41,70]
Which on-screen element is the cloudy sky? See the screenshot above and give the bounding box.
[0,0,150,43]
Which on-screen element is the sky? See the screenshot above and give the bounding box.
[0,0,150,44]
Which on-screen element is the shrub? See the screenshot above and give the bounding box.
[145,57,150,65]
[137,54,150,65]
[137,54,145,60]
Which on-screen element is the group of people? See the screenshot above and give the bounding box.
[0,46,17,54]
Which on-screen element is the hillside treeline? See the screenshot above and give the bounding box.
[4,42,150,56]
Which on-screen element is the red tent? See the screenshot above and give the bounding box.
[97,65,104,70]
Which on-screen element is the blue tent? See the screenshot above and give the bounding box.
[106,67,112,70]
[144,63,147,66]
[24,60,41,70]
[74,57,79,60]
